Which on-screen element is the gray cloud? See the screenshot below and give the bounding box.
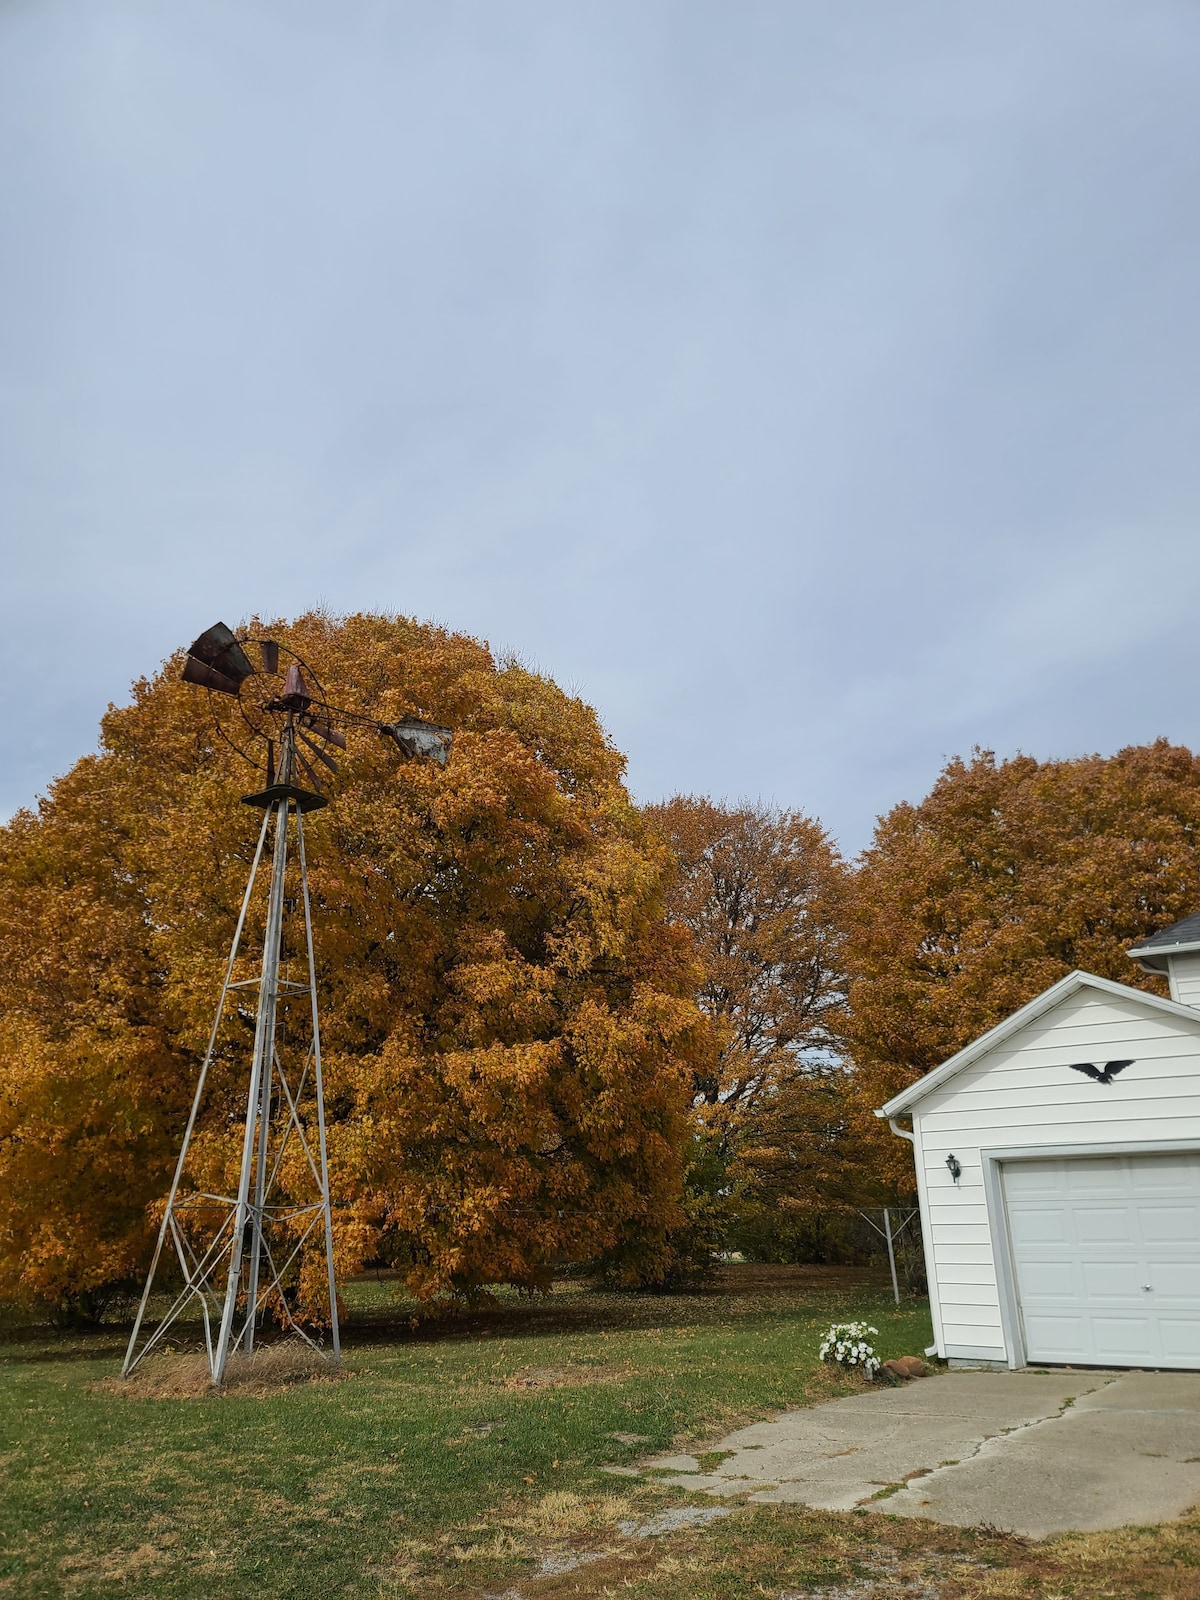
[3,1,1199,849]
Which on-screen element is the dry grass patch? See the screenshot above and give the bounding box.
[940,1516,1200,1599]
[95,1341,347,1400]
[510,1487,636,1542]
[498,1361,630,1391]
[383,1486,641,1591]
[472,1502,1200,1600]
[58,1541,171,1593]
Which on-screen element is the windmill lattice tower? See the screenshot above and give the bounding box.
[123,624,450,1385]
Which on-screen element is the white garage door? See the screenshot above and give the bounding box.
[1004,1152,1200,1369]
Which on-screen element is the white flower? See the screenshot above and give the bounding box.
[820,1319,881,1377]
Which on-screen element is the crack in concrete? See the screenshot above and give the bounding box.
[635,1373,1200,1534]
[854,1380,1113,1507]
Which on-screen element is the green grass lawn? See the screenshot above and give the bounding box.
[0,1267,921,1597]
[3,1268,1198,1600]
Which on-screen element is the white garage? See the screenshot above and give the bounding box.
[877,915,1200,1370]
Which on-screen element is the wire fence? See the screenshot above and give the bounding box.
[856,1208,922,1303]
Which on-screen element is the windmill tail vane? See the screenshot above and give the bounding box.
[122,622,451,1386]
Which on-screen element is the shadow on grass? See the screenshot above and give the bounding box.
[1,1265,901,1365]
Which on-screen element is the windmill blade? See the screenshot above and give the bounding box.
[296,726,340,775]
[182,656,243,696]
[302,717,347,751]
[186,622,254,687]
[258,640,280,675]
[293,748,325,793]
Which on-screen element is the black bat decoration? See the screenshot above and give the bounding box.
[1068,1060,1133,1085]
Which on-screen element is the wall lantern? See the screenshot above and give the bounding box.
[945,1154,962,1183]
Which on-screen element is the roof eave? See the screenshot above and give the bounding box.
[1127,939,1200,960]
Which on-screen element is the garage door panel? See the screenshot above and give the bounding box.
[1007,1207,1071,1245]
[1130,1154,1200,1193]
[1147,1264,1200,1302]
[1138,1205,1200,1244]
[1075,1207,1139,1245]
[1017,1259,1081,1298]
[1064,1160,1134,1195]
[1080,1260,1148,1299]
[1091,1315,1157,1360]
[1003,1163,1067,1199]
[1004,1153,1200,1370]
[1020,1313,1087,1358]
[1159,1318,1200,1360]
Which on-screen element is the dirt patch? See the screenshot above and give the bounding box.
[94,1342,347,1400]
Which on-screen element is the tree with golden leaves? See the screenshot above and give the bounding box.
[645,796,847,1140]
[646,798,870,1248]
[844,741,1200,1188]
[0,614,708,1319]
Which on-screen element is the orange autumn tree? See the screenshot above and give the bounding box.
[0,613,707,1319]
[844,740,1200,1190]
[644,797,855,1257]
[645,796,847,1143]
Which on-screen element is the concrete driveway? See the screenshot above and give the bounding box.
[637,1370,1200,1539]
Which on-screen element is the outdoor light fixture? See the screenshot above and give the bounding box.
[945,1154,962,1183]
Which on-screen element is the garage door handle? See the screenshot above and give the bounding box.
[1142,1284,1153,1292]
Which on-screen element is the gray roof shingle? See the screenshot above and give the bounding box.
[1129,911,1200,952]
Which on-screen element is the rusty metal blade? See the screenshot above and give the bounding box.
[182,656,242,696]
[304,718,347,751]
[296,726,340,775]
[293,749,324,793]
[258,640,280,675]
[186,622,254,686]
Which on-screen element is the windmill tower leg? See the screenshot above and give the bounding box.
[239,1043,274,1356]
[297,809,341,1361]
[121,809,272,1379]
[213,794,289,1384]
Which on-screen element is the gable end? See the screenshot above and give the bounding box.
[877,972,1200,1119]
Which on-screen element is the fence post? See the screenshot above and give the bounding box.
[884,1206,900,1305]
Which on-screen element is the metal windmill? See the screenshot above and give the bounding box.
[122,622,451,1384]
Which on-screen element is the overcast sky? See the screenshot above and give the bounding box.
[3,2,1200,853]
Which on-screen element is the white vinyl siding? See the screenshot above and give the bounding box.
[1169,953,1200,1009]
[910,986,1200,1365]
